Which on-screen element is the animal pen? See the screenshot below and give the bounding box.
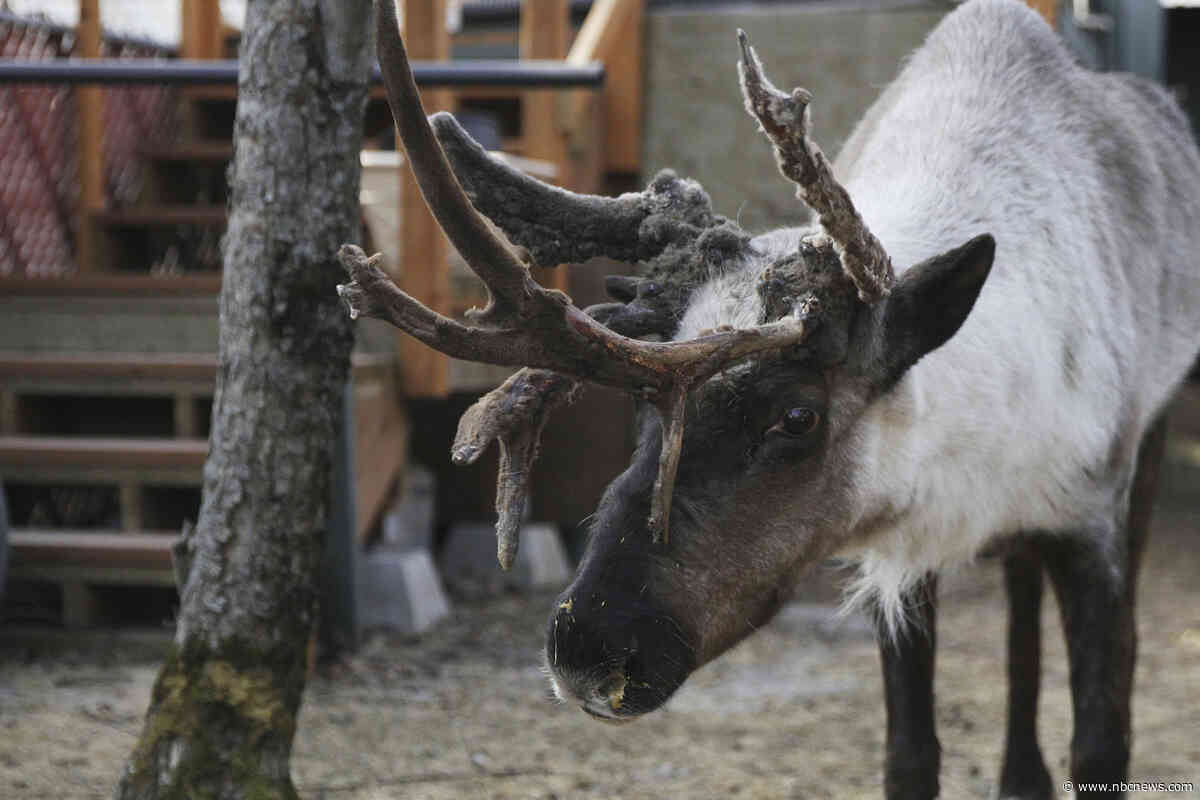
[1,1,1199,799]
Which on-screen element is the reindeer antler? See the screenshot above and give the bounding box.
[339,1,813,564]
[737,30,894,304]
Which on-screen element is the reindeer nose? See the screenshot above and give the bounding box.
[545,592,695,719]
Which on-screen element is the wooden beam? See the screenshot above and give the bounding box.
[520,0,571,293]
[0,391,18,434]
[352,374,409,543]
[1025,0,1058,28]
[10,529,178,570]
[398,0,452,398]
[600,0,642,173]
[119,482,144,532]
[181,0,224,60]
[566,0,643,174]
[76,0,105,273]
[174,392,198,438]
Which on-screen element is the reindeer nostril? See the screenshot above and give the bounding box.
[597,669,628,710]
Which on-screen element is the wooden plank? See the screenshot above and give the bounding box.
[1025,0,1058,28]
[76,0,106,273]
[91,205,228,228]
[119,483,144,532]
[600,0,643,173]
[0,390,17,434]
[398,0,452,398]
[0,351,392,387]
[10,529,178,570]
[0,274,224,296]
[566,0,639,174]
[11,564,177,588]
[0,352,218,383]
[181,0,224,60]
[173,392,198,438]
[520,0,572,294]
[352,375,409,543]
[561,91,606,195]
[0,436,208,471]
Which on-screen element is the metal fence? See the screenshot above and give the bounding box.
[0,14,174,277]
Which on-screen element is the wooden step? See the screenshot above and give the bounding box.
[0,351,395,393]
[7,529,179,627]
[0,273,223,296]
[140,141,233,163]
[0,352,218,393]
[91,205,227,228]
[0,436,207,485]
[9,529,177,573]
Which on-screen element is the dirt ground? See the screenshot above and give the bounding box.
[2,502,1198,800]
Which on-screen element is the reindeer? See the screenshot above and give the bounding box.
[338,0,1200,796]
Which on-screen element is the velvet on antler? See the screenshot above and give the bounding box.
[337,1,813,566]
[737,30,895,304]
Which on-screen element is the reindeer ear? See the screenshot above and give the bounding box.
[859,233,995,389]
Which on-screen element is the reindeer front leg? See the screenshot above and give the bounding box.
[998,543,1054,800]
[876,575,940,800]
[1041,534,1136,798]
[1038,415,1164,799]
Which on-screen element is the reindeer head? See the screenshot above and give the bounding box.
[340,1,995,720]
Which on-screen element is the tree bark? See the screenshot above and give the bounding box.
[115,2,371,798]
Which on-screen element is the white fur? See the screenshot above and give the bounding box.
[679,0,1200,631]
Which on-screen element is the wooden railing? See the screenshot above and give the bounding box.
[2,0,642,401]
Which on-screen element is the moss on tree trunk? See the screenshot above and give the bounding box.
[115,1,372,797]
[117,641,306,800]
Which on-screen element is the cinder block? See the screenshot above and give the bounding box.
[515,523,570,588]
[381,464,435,552]
[356,547,450,634]
[441,522,570,594]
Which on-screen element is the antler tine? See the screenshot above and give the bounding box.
[345,4,818,560]
[736,30,895,304]
[452,369,579,569]
[375,0,531,320]
[432,114,653,268]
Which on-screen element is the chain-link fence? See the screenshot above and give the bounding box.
[0,13,175,276]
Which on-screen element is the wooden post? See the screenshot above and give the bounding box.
[1025,0,1058,28]
[566,0,643,175]
[397,0,452,397]
[599,0,642,174]
[76,0,105,272]
[173,392,197,438]
[0,391,18,434]
[181,0,224,60]
[119,483,144,532]
[520,0,571,293]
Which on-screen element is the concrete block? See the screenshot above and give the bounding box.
[441,521,570,594]
[356,547,450,635]
[381,464,435,551]
[515,523,570,588]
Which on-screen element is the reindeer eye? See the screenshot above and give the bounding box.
[775,406,820,438]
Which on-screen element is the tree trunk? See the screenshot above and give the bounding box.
[115,2,371,798]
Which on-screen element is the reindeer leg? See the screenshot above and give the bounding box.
[1041,533,1134,798]
[1041,415,1164,798]
[1041,415,1165,798]
[877,574,940,800]
[998,542,1053,800]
